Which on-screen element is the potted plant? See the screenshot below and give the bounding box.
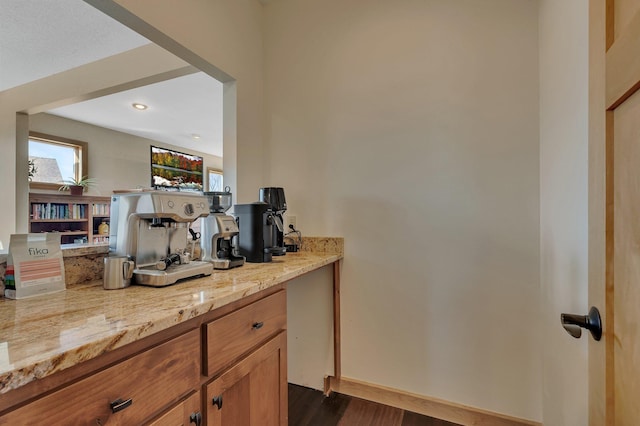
[59,176,96,196]
[28,160,37,181]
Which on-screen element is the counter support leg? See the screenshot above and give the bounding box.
[333,260,341,380]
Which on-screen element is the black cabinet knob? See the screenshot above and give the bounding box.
[189,411,202,426]
[212,395,223,410]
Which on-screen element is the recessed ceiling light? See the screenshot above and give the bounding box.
[192,134,201,140]
[132,103,148,110]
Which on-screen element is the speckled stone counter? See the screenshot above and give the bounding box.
[0,245,342,396]
[0,236,342,291]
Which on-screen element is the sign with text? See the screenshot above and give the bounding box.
[5,233,65,299]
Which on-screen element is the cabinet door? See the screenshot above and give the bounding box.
[149,391,202,426]
[205,332,287,426]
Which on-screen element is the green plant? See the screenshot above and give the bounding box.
[58,176,97,191]
[28,160,37,181]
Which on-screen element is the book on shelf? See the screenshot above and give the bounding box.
[92,203,110,216]
[32,203,86,220]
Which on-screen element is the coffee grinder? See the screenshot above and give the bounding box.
[259,187,287,256]
[235,202,285,263]
[201,188,245,269]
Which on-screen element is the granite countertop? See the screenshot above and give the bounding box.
[0,249,342,395]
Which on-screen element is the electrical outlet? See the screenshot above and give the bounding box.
[285,215,297,230]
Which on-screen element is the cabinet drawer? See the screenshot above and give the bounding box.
[0,329,200,425]
[203,291,286,376]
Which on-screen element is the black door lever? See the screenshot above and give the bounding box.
[561,306,602,341]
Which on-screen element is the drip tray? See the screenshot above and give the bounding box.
[134,261,214,287]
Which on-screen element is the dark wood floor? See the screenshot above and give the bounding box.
[288,384,461,426]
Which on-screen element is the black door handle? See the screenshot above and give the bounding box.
[109,398,133,413]
[561,306,602,341]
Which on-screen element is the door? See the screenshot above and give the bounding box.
[204,332,287,426]
[589,1,640,424]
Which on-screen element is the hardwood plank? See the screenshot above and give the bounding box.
[288,384,326,425]
[288,383,307,410]
[308,389,351,426]
[338,397,403,426]
[289,383,464,426]
[402,410,460,426]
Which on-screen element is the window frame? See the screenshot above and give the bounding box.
[28,132,88,191]
[207,167,223,192]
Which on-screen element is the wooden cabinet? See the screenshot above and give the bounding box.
[29,193,111,245]
[0,329,200,425]
[202,290,288,426]
[205,333,287,426]
[0,287,288,426]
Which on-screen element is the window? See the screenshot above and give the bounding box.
[208,168,223,192]
[29,132,88,190]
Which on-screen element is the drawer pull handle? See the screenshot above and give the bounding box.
[252,322,264,330]
[110,398,132,413]
[212,395,223,410]
[189,411,202,426]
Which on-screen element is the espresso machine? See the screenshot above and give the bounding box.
[201,188,245,269]
[259,187,287,256]
[235,201,286,263]
[109,191,214,286]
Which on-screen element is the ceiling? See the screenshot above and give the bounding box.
[0,0,223,157]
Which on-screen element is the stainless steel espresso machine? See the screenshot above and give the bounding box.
[109,191,214,286]
[201,189,245,269]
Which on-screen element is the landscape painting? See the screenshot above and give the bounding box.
[151,146,204,191]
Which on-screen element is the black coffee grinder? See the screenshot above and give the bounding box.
[259,187,287,256]
[235,202,286,263]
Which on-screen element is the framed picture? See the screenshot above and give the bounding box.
[150,145,203,191]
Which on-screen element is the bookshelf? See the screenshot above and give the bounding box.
[29,193,112,245]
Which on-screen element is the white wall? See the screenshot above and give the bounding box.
[539,1,589,425]
[264,0,541,421]
[29,113,222,196]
